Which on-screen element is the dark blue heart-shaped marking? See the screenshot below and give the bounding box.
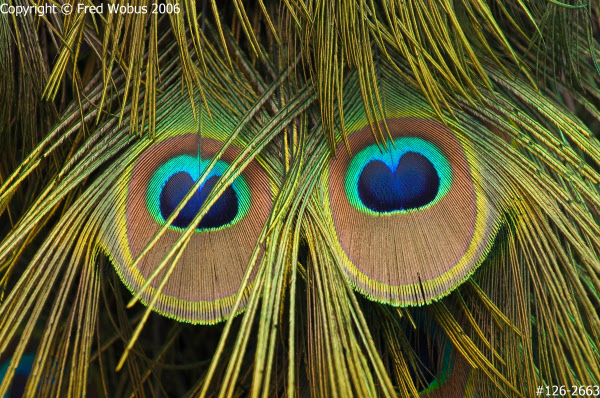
[0,354,36,398]
[10,373,28,398]
[357,152,440,212]
[159,172,239,229]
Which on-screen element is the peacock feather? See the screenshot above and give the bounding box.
[1,0,599,396]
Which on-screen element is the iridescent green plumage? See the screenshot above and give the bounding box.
[1,1,599,396]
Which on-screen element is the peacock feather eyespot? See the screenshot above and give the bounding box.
[146,154,251,232]
[98,110,274,324]
[346,137,452,215]
[326,116,502,307]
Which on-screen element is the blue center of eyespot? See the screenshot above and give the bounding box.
[159,172,239,230]
[344,137,452,215]
[357,152,440,212]
[146,155,251,232]
[0,354,35,398]
[404,327,453,394]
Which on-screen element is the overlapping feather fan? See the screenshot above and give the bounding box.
[1,0,600,396]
